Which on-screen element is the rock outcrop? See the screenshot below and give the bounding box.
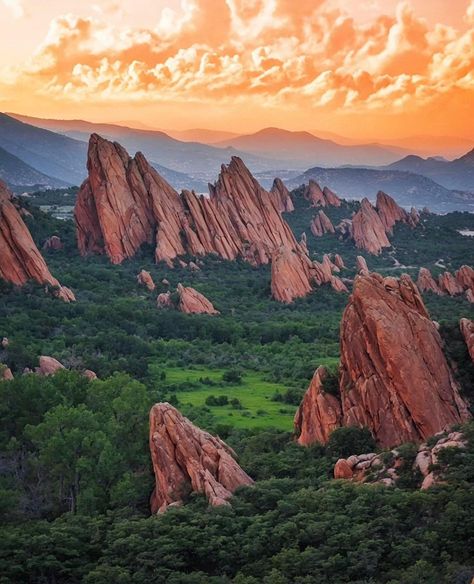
[333,430,467,489]
[0,181,75,302]
[310,210,335,237]
[356,256,369,275]
[334,254,345,270]
[43,236,63,251]
[137,270,155,291]
[438,272,464,296]
[271,246,314,303]
[303,180,341,207]
[177,283,219,315]
[456,265,474,292]
[339,273,470,447]
[0,364,13,381]
[75,135,303,269]
[149,403,253,513]
[375,191,411,234]
[270,178,294,213]
[157,284,219,314]
[460,318,474,363]
[351,198,390,255]
[36,356,66,376]
[294,367,342,445]
[417,267,441,294]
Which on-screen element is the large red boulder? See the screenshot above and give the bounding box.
[311,210,335,237]
[177,283,219,315]
[351,198,390,255]
[149,403,253,513]
[417,267,442,295]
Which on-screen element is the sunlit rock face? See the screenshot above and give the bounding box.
[149,403,253,513]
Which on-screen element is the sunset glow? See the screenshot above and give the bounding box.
[0,0,473,139]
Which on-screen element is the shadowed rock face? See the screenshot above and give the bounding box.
[270,178,294,212]
[303,180,341,207]
[149,403,253,513]
[460,318,474,363]
[339,273,470,447]
[76,134,301,268]
[294,367,342,446]
[0,181,75,302]
[351,198,391,255]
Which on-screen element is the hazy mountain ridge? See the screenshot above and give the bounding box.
[0,145,66,189]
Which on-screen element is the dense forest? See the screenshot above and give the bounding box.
[0,191,473,583]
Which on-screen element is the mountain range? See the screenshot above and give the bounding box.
[0,145,66,189]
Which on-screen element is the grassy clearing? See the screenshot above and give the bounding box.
[148,366,315,430]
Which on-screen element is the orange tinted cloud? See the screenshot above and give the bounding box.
[1,0,473,137]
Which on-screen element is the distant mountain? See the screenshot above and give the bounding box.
[7,113,278,178]
[378,135,474,159]
[387,148,474,191]
[0,145,66,189]
[215,127,409,167]
[163,128,240,144]
[288,166,474,213]
[0,113,87,185]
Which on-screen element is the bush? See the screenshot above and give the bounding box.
[327,426,376,458]
[205,395,229,406]
[222,370,242,384]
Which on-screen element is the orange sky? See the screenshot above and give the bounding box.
[0,0,473,139]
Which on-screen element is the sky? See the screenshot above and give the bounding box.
[0,0,473,139]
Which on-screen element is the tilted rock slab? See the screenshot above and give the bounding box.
[351,198,391,255]
[339,273,470,447]
[311,210,335,237]
[417,267,442,295]
[294,367,342,446]
[0,181,75,302]
[149,403,253,513]
[270,178,294,212]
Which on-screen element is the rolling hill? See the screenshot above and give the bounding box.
[215,127,409,167]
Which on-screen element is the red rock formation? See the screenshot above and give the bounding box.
[157,292,173,309]
[36,356,65,376]
[43,236,63,251]
[339,273,470,447]
[294,367,342,445]
[334,254,345,270]
[76,135,302,269]
[438,272,464,296]
[466,289,474,303]
[137,270,155,291]
[177,283,219,315]
[271,246,314,303]
[149,403,253,513]
[331,276,349,293]
[0,181,74,302]
[0,364,13,381]
[334,459,354,479]
[322,186,342,207]
[417,267,442,295]
[460,318,474,363]
[336,219,353,238]
[375,191,410,234]
[310,210,335,237]
[351,198,390,255]
[356,255,369,275]
[299,232,309,255]
[189,261,200,272]
[303,181,341,207]
[83,369,98,380]
[270,178,294,212]
[409,207,420,227]
[456,265,474,292]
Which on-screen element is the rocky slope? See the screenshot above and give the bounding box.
[0,181,75,302]
[149,403,253,513]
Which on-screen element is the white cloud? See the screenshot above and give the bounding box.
[2,0,24,18]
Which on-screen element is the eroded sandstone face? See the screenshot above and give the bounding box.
[460,318,474,363]
[339,273,470,447]
[270,246,314,303]
[417,267,441,295]
[75,135,302,269]
[137,270,156,291]
[351,198,391,255]
[177,283,220,315]
[311,210,335,237]
[0,181,75,302]
[294,367,342,446]
[149,403,253,513]
[375,191,410,234]
[270,178,294,213]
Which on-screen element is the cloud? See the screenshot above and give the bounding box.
[4,0,474,126]
[2,0,24,18]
